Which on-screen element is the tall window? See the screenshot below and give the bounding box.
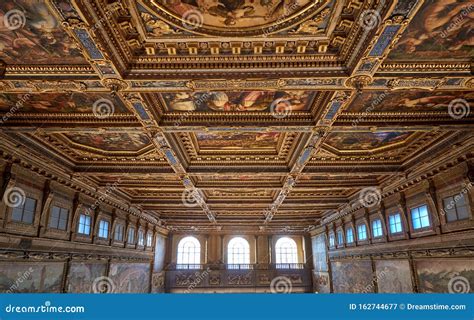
[275,237,298,266]
[337,230,344,245]
[114,223,124,241]
[11,197,36,224]
[411,205,430,230]
[346,228,354,244]
[177,236,201,269]
[98,220,109,239]
[389,213,403,234]
[77,213,91,235]
[329,233,335,248]
[138,230,144,246]
[372,219,383,238]
[443,194,469,222]
[357,224,367,241]
[49,206,69,230]
[127,227,135,244]
[227,237,250,269]
[146,232,153,247]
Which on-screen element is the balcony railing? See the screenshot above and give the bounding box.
[165,263,312,293]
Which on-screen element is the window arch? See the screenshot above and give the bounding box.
[177,236,201,269]
[227,237,250,269]
[275,237,298,267]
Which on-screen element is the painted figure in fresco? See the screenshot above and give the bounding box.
[391,0,473,59]
[0,1,84,64]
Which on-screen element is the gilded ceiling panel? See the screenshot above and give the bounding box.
[0,93,130,114]
[63,132,152,152]
[388,0,473,61]
[324,132,414,151]
[195,132,280,152]
[160,91,315,113]
[0,0,88,64]
[345,91,474,113]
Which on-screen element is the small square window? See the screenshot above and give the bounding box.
[49,206,69,230]
[372,219,383,238]
[443,194,470,222]
[411,205,430,230]
[357,224,367,241]
[11,197,36,224]
[389,213,403,234]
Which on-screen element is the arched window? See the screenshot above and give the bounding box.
[177,236,201,269]
[275,237,298,268]
[227,237,250,269]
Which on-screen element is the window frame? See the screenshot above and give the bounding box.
[275,237,299,266]
[388,212,403,235]
[114,223,125,242]
[11,196,37,225]
[371,219,383,238]
[98,219,109,239]
[357,223,368,242]
[176,236,201,269]
[77,213,92,235]
[345,227,354,244]
[227,237,251,268]
[410,204,431,231]
[442,193,470,223]
[48,205,70,231]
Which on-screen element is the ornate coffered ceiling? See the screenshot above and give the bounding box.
[0,0,473,233]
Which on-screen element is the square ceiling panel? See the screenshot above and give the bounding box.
[0,0,88,64]
[195,132,281,152]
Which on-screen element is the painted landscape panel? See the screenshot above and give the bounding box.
[66,262,107,293]
[416,259,474,293]
[0,262,64,293]
[331,260,374,293]
[108,263,150,293]
[375,260,413,293]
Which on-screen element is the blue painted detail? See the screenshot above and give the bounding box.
[133,103,150,120]
[165,150,177,165]
[369,25,401,57]
[74,29,104,60]
[325,101,343,120]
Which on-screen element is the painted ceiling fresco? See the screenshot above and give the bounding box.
[388,0,473,61]
[195,132,280,151]
[0,93,129,114]
[0,0,87,64]
[161,91,314,112]
[345,91,474,113]
[146,0,320,30]
[324,132,413,151]
[64,133,151,152]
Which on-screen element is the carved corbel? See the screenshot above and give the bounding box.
[345,75,373,92]
[102,78,128,96]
